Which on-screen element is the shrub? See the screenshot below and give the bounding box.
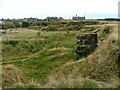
[22,21,30,28]
[13,21,21,28]
[41,22,48,26]
[67,27,73,30]
[46,26,58,31]
[2,22,14,29]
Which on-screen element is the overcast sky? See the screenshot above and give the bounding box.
[0,0,119,19]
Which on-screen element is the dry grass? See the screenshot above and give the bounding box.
[2,64,26,88]
[43,23,119,88]
[2,21,119,88]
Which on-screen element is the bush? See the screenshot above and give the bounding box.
[2,22,14,29]
[13,21,21,28]
[22,21,30,28]
[46,26,58,31]
[41,22,48,26]
[32,21,49,26]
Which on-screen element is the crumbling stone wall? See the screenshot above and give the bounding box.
[76,33,98,59]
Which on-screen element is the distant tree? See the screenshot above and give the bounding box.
[22,21,30,28]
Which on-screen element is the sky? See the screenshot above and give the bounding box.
[0,0,119,19]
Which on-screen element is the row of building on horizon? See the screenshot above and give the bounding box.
[1,16,119,23]
[0,15,86,23]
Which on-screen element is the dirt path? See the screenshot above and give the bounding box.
[3,48,45,64]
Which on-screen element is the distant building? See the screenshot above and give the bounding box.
[1,18,14,22]
[23,17,38,22]
[45,16,63,21]
[72,14,85,20]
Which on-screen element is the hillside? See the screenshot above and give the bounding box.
[2,20,119,88]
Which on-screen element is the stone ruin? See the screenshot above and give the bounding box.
[76,33,98,59]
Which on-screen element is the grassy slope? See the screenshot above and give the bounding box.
[2,29,80,87]
[2,21,119,88]
[40,24,119,88]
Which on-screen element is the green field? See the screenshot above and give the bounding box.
[2,20,119,88]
